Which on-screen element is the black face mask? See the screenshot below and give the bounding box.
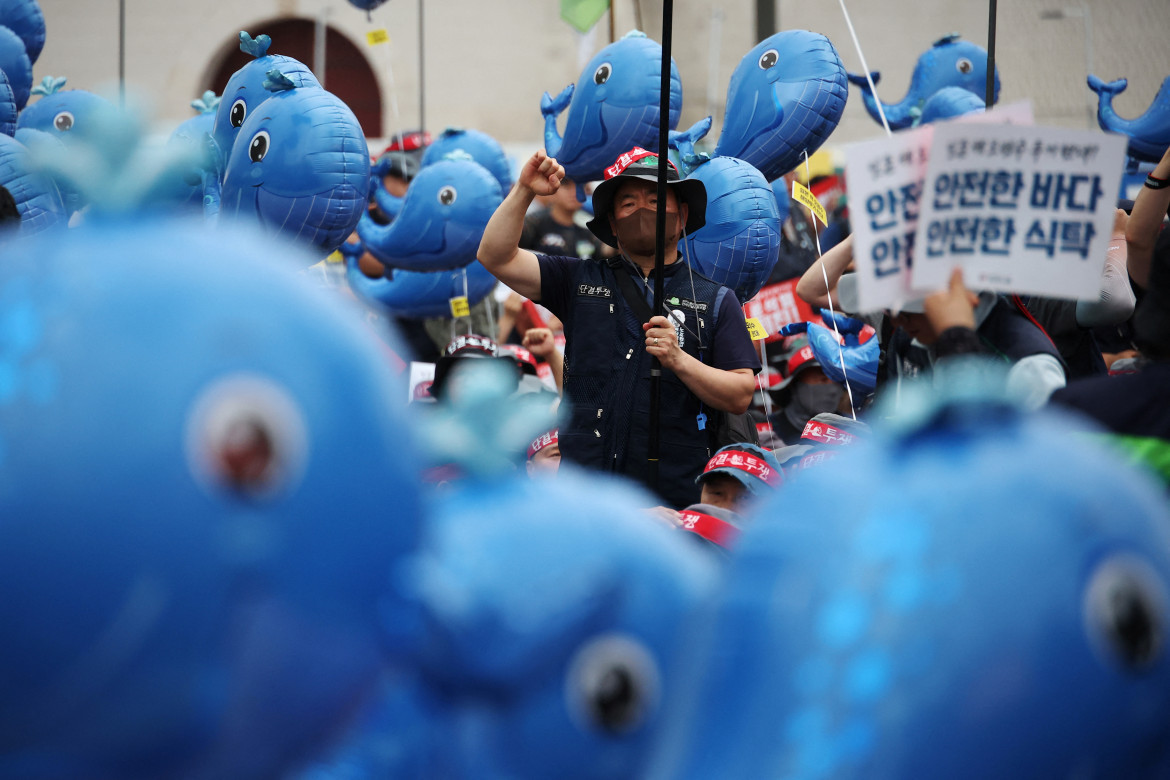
[784,381,845,430]
[612,206,681,256]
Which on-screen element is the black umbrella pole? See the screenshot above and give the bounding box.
[648,0,674,491]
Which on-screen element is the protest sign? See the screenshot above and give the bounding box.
[844,102,1035,312]
[911,123,1127,300]
[744,278,817,344]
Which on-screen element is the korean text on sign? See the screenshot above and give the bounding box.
[911,122,1126,300]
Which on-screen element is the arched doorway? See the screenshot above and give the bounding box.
[204,19,382,137]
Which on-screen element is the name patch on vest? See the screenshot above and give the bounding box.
[666,295,708,313]
[577,284,612,298]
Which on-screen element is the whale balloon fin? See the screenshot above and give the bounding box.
[932,32,962,47]
[29,75,66,98]
[239,31,272,59]
[263,69,296,93]
[190,90,220,115]
[668,116,712,177]
[541,84,574,158]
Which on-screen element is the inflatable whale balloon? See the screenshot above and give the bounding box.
[0,130,65,233]
[421,126,513,194]
[296,362,716,778]
[0,113,425,779]
[648,362,1170,779]
[17,76,116,145]
[542,30,682,188]
[219,70,369,258]
[345,247,499,320]
[1087,74,1170,164]
[0,23,31,109]
[166,90,220,210]
[712,30,848,182]
[358,152,502,272]
[914,85,986,126]
[210,32,320,175]
[0,0,44,64]
[848,33,999,131]
[677,155,781,304]
[0,70,15,136]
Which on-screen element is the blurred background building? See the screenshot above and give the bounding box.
[33,0,1170,165]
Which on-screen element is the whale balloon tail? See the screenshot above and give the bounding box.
[1087,75,1127,96]
[668,117,713,176]
[846,70,881,91]
[541,84,574,159]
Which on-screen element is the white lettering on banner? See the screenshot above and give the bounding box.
[743,279,815,343]
[912,122,1126,300]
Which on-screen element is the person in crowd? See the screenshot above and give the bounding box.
[796,235,1066,409]
[478,147,759,508]
[526,427,561,476]
[520,176,607,261]
[1049,144,1170,487]
[766,333,849,445]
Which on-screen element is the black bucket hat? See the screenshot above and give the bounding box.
[585,147,707,249]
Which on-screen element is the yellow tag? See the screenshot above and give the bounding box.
[745,317,768,341]
[791,180,828,226]
[449,297,470,318]
[325,250,343,265]
[366,29,390,46]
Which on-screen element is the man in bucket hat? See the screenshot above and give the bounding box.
[478,147,760,508]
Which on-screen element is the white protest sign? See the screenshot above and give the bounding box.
[911,123,1127,300]
[843,126,932,312]
[843,101,1035,313]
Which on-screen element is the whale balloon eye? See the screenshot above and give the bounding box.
[230,99,247,128]
[565,634,660,735]
[186,374,309,501]
[53,111,74,132]
[593,62,612,85]
[758,48,780,70]
[956,58,973,75]
[249,131,271,163]
[1084,555,1166,672]
[437,186,457,206]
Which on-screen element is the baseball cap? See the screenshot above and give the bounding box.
[695,442,784,496]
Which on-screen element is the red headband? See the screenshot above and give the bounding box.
[603,147,678,180]
[678,509,740,549]
[527,429,559,459]
[801,421,856,446]
[703,450,783,487]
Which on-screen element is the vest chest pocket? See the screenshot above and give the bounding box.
[567,298,618,378]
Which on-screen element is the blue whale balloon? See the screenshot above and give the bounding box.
[0,130,65,233]
[648,363,1170,779]
[210,32,320,175]
[0,70,16,136]
[395,472,717,778]
[0,23,31,109]
[0,0,45,64]
[915,85,986,126]
[219,71,370,258]
[421,127,514,194]
[0,198,426,777]
[542,30,682,186]
[358,153,502,272]
[713,30,848,182]
[166,90,221,210]
[848,34,999,131]
[1088,74,1170,164]
[344,246,499,320]
[677,155,781,303]
[17,76,116,145]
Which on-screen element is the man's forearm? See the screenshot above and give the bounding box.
[669,356,755,414]
[478,184,542,300]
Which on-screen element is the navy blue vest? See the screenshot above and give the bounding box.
[559,257,728,508]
